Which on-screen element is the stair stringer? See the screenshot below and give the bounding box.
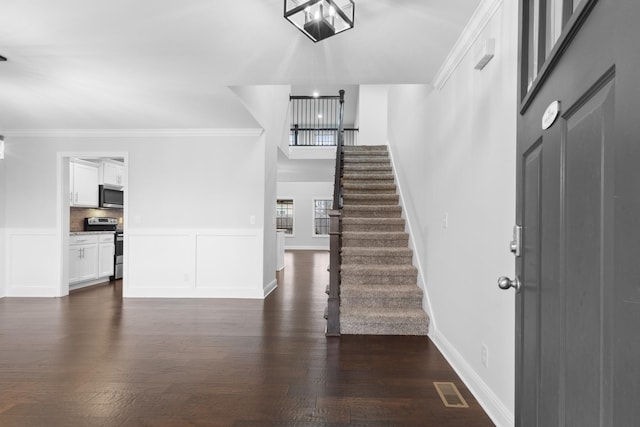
[385,142,437,336]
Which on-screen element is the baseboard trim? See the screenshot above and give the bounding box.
[5,287,60,298]
[124,288,267,299]
[263,279,277,297]
[430,331,514,427]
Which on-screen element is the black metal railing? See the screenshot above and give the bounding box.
[326,89,345,337]
[289,95,358,146]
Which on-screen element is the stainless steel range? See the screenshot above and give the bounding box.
[113,231,123,280]
[84,217,123,281]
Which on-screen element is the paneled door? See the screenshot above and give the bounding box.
[504,1,640,425]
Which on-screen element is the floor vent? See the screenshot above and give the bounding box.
[434,382,469,408]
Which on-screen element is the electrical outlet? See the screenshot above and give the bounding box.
[481,344,489,368]
[443,212,448,229]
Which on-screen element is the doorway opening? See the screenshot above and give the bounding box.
[58,152,128,298]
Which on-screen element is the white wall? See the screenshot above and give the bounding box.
[231,85,291,296]
[3,133,272,298]
[358,85,389,146]
[277,181,332,250]
[387,2,517,426]
[0,157,5,297]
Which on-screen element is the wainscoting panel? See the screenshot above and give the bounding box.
[125,229,264,299]
[5,229,60,297]
[196,233,260,293]
[127,233,194,289]
[0,228,5,298]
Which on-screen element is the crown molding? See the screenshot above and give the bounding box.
[432,0,503,90]
[0,128,265,138]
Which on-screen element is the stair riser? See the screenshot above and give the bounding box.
[343,168,393,175]
[343,197,399,206]
[343,188,397,195]
[335,146,430,336]
[342,150,389,160]
[340,322,429,336]
[343,177,395,184]
[343,150,388,156]
[343,191,398,198]
[342,255,413,265]
[341,297,423,309]
[343,164,391,170]
[342,224,405,233]
[343,156,391,166]
[342,238,408,248]
[341,274,418,286]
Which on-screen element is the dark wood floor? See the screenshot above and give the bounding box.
[0,250,494,426]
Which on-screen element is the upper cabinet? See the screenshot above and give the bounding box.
[101,160,125,189]
[70,160,99,207]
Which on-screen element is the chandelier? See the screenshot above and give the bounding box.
[284,0,355,43]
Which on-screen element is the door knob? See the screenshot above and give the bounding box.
[498,276,521,292]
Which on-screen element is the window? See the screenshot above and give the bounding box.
[276,199,294,235]
[313,199,332,236]
[522,0,592,98]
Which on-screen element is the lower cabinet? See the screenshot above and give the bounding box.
[69,234,114,286]
[69,242,99,283]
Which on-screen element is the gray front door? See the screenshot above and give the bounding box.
[513,1,640,425]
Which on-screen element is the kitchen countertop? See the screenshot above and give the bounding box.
[70,231,118,235]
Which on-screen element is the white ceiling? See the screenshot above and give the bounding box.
[0,0,481,130]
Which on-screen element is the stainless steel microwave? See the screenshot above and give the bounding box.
[99,185,124,208]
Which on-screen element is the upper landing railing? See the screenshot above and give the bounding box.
[289,94,358,146]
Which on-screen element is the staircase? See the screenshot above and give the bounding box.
[338,145,429,335]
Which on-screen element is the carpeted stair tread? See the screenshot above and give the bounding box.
[342,232,409,248]
[341,264,417,276]
[343,194,399,205]
[342,247,413,256]
[341,247,413,265]
[343,164,393,173]
[329,143,429,336]
[341,285,424,309]
[342,173,395,181]
[341,265,417,286]
[343,145,387,150]
[341,276,417,286]
[341,217,405,230]
[342,205,402,218]
[344,148,389,155]
[342,231,409,241]
[341,283,423,298]
[342,182,397,193]
[344,155,391,162]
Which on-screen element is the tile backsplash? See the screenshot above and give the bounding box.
[70,207,124,232]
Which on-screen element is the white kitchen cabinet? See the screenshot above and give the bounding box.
[101,160,125,188]
[70,160,99,207]
[98,234,115,277]
[69,234,114,285]
[69,235,99,284]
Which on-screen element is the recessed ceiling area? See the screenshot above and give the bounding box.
[0,0,482,130]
